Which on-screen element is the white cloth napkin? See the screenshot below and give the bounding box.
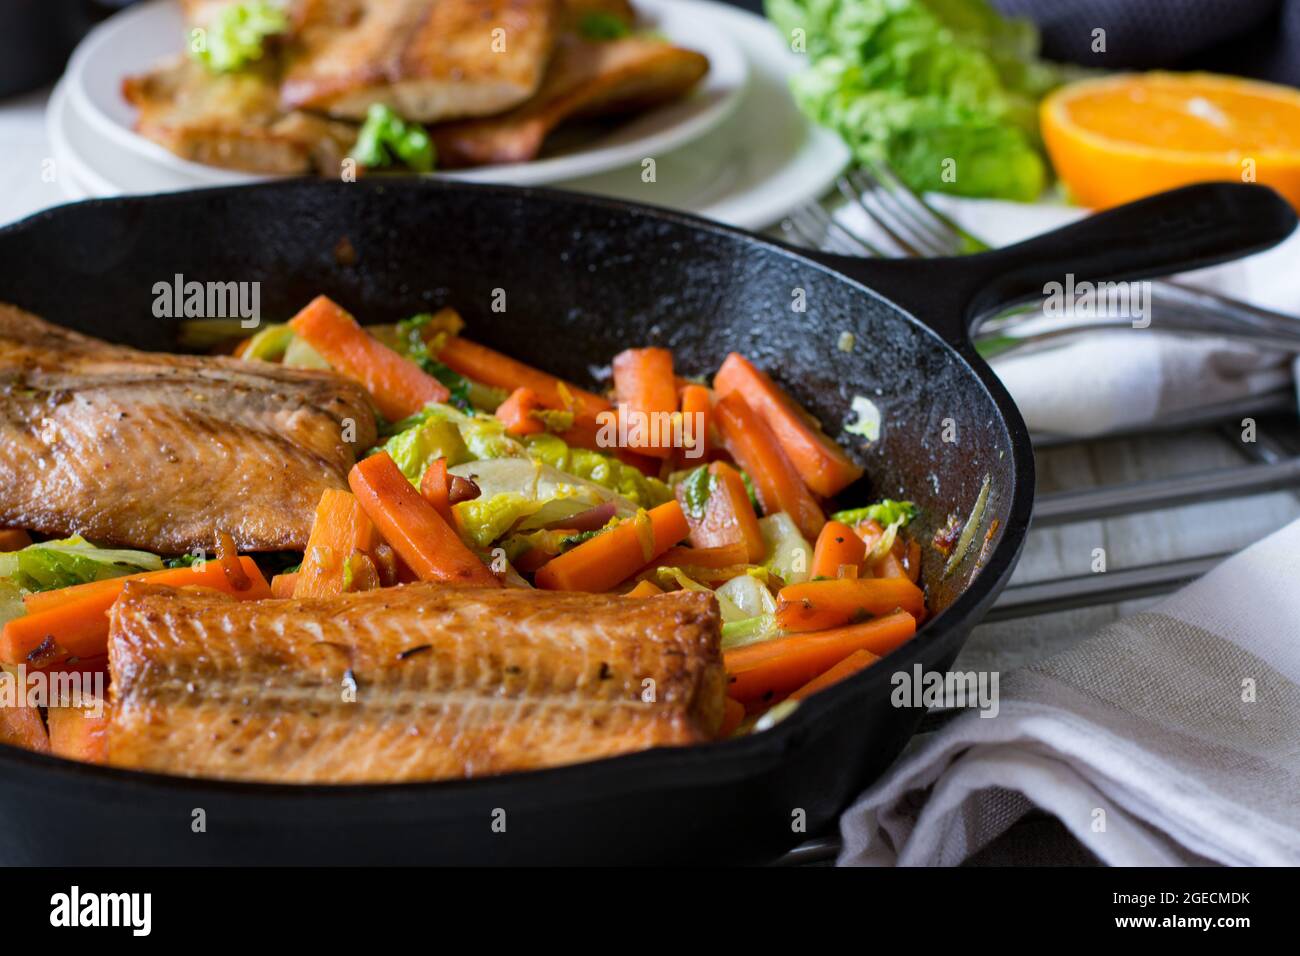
[836,195,1300,437]
[838,516,1300,867]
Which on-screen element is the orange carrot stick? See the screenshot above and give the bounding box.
[0,665,49,753]
[438,336,610,418]
[613,347,678,458]
[713,353,864,497]
[294,489,381,598]
[349,452,500,588]
[725,610,916,704]
[871,551,908,580]
[904,539,922,583]
[3,557,271,666]
[288,295,448,420]
[270,572,300,599]
[495,386,546,436]
[0,529,32,551]
[718,697,746,737]
[810,520,867,580]
[677,384,713,467]
[624,579,664,598]
[788,649,879,701]
[46,704,108,764]
[775,577,926,632]
[534,501,689,592]
[680,461,765,562]
[713,392,824,540]
[653,541,751,570]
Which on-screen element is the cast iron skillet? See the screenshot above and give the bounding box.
[0,180,1292,865]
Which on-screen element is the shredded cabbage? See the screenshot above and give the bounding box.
[0,537,163,594]
[383,416,470,484]
[759,513,813,585]
[525,434,671,509]
[830,500,918,528]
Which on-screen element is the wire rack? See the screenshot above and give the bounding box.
[774,397,1300,865]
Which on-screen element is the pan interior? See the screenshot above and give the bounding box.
[1,182,1016,615]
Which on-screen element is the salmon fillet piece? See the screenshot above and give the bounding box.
[106,582,724,782]
[430,35,708,167]
[281,0,560,123]
[0,305,377,553]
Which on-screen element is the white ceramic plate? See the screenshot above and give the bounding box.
[65,0,747,187]
[55,1,848,229]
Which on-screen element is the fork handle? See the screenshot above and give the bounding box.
[803,183,1297,349]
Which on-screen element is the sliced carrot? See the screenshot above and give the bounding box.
[810,520,867,581]
[613,347,678,459]
[904,538,922,583]
[495,386,546,436]
[679,461,765,563]
[854,519,884,554]
[871,551,908,580]
[418,456,455,525]
[270,572,300,598]
[293,490,380,599]
[438,336,610,418]
[0,529,32,551]
[775,577,926,632]
[677,384,713,467]
[713,353,864,497]
[349,452,500,588]
[535,501,689,592]
[288,295,448,420]
[0,665,50,753]
[653,541,751,570]
[625,579,665,598]
[713,392,824,540]
[718,697,746,738]
[3,557,271,667]
[788,649,879,701]
[725,610,916,704]
[46,704,108,764]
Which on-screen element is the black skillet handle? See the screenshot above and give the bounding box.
[803,182,1298,348]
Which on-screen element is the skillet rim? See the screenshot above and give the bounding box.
[0,179,1033,798]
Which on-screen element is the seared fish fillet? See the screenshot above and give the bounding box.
[107,583,724,782]
[123,56,357,175]
[431,35,708,167]
[0,305,377,553]
[281,0,560,123]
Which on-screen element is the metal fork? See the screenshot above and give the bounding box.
[782,159,1300,356]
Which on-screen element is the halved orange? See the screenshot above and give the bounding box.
[1041,72,1300,211]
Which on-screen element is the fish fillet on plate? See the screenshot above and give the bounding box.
[106,582,725,783]
[281,0,561,122]
[123,56,358,175]
[0,305,376,553]
[431,33,709,167]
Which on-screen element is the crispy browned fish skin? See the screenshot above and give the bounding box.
[430,35,708,168]
[0,305,377,553]
[123,56,357,175]
[281,0,560,123]
[106,582,724,783]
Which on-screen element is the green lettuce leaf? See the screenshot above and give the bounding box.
[767,0,1067,200]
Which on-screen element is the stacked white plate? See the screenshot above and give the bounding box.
[49,0,848,229]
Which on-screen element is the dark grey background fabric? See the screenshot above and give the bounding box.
[992,0,1300,85]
